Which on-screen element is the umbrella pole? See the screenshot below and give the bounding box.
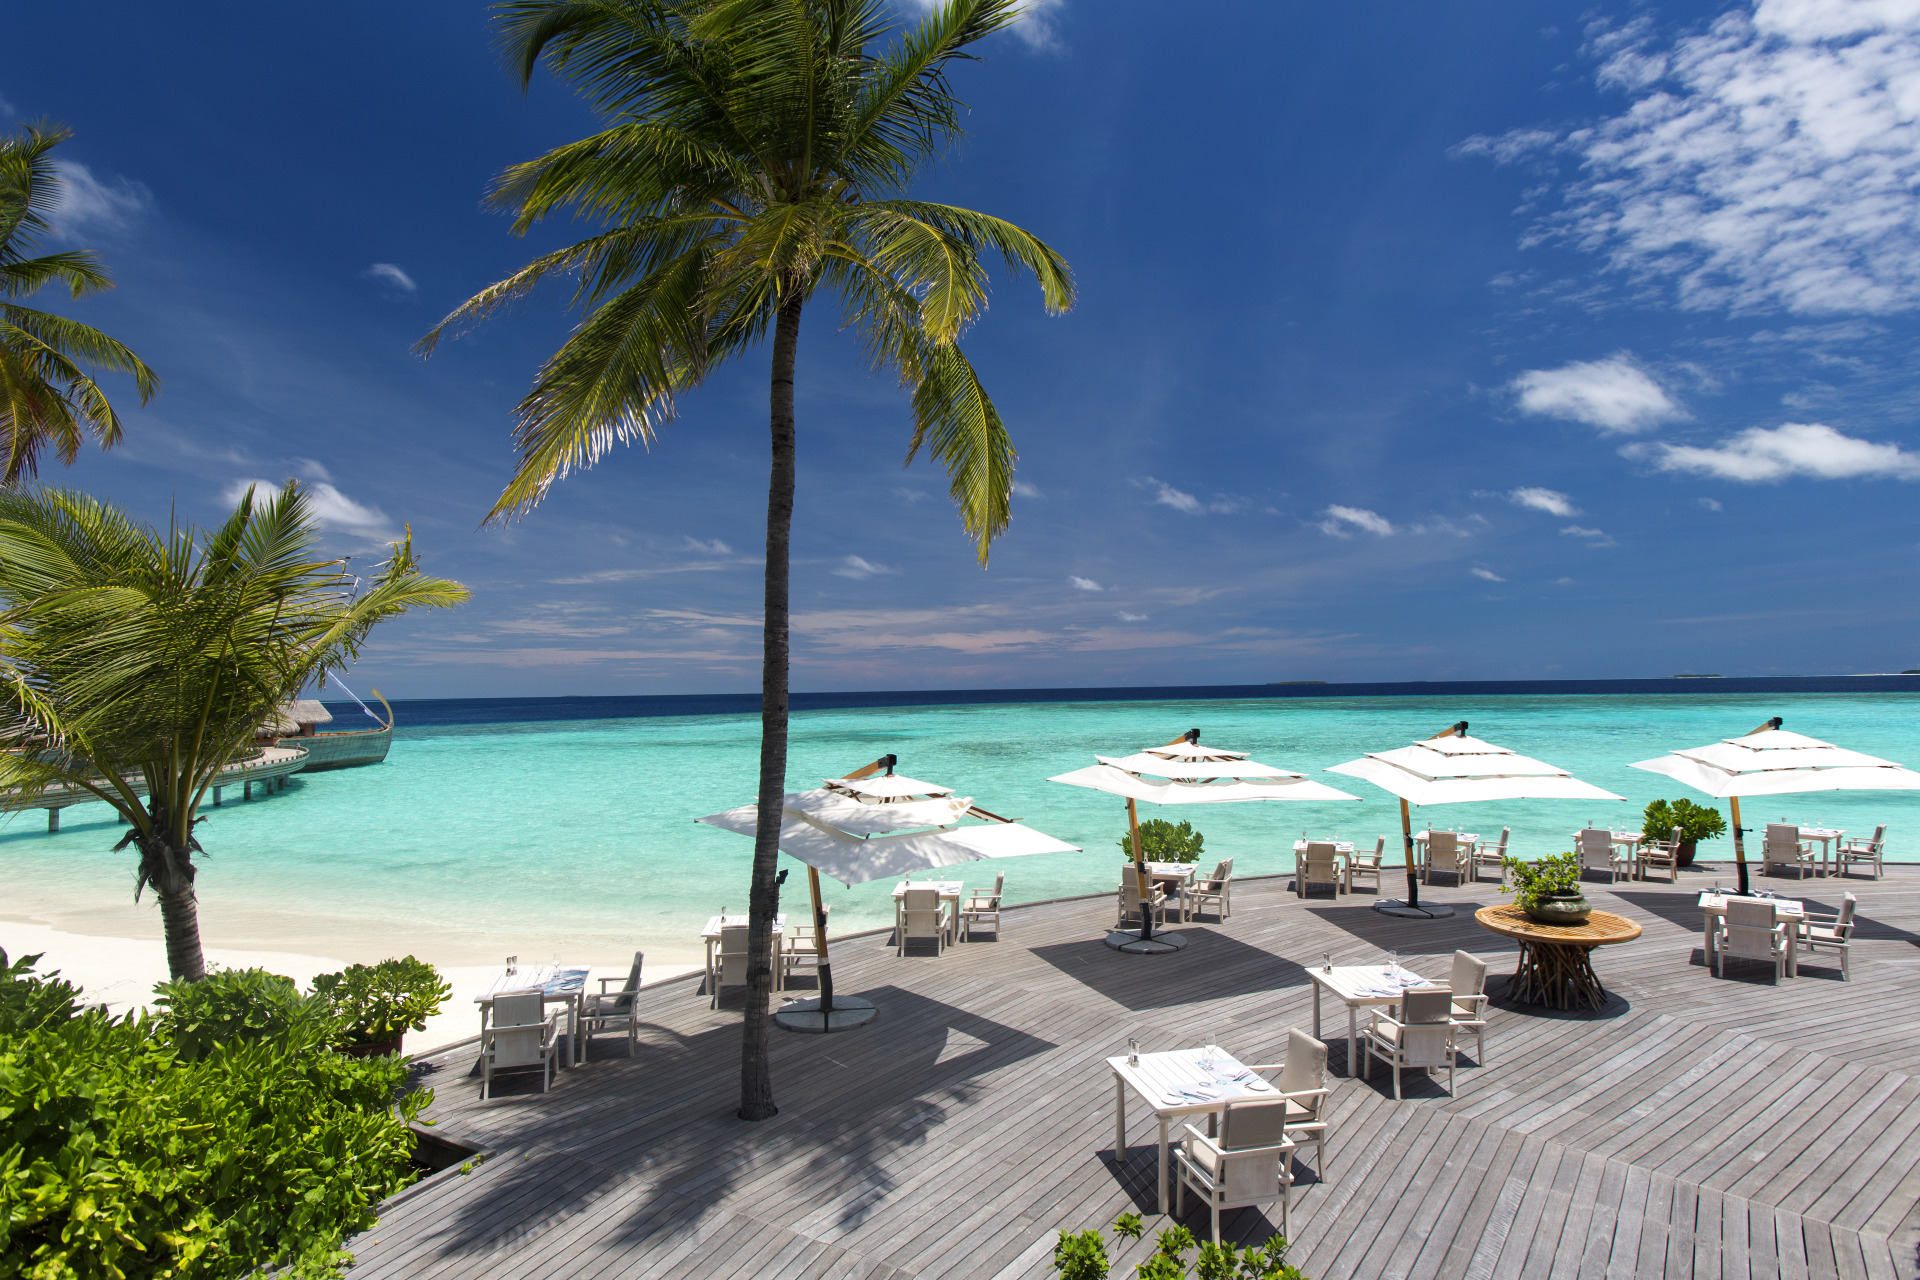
[1730,796,1749,896]
[1401,798,1419,909]
[1128,797,1152,942]
[808,866,834,1014]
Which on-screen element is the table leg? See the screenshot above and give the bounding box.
[1347,1004,1358,1078]
[1312,982,1322,1041]
[1113,1075,1127,1162]
[1157,1115,1170,1214]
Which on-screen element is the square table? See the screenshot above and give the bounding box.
[475,963,592,1067]
[703,913,788,994]
[1794,827,1845,877]
[1698,892,1803,975]
[1306,964,1445,1076]
[1140,862,1198,921]
[1106,1046,1282,1212]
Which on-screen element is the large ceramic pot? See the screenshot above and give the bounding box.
[1524,892,1592,926]
[1676,841,1698,868]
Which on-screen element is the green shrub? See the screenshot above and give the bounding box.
[1500,851,1584,910]
[0,950,428,1278]
[1051,1214,1305,1279]
[1641,798,1726,847]
[312,955,451,1048]
[154,966,330,1060]
[1119,818,1206,863]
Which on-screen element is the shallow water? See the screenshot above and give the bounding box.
[3,690,1914,969]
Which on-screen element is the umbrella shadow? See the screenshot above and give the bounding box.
[1028,929,1311,1013]
[1302,902,1506,958]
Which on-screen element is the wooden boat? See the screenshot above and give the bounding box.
[271,690,394,773]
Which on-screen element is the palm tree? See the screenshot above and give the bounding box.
[0,123,159,483]
[422,0,1071,1119]
[0,484,469,982]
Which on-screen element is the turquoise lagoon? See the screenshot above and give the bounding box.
[2,689,1915,970]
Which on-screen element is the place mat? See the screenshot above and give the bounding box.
[1157,1055,1275,1106]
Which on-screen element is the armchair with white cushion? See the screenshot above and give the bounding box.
[578,951,643,1058]
[1345,838,1387,893]
[1246,1027,1333,1180]
[1761,824,1815,879]
[1712,897,1790,980]
[1795,892,1857,981]
[1447,950,1489,1064]
[959,873,1003,940]
[1359,986,1457,1099]
[1188,859,1234,921]
[1173,1096,1294,1243]
[1836,825,1886,880]
[480,990,562,1101]
[1469,828,1509,884]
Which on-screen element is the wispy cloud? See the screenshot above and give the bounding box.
[49,160,149,237]
[1561,524,1618,546]
[1698,496,1723,511]
[832,554,897,579]
[1141,476,1201,514]
[1508,486,1579,516]
[1317,505,1395,537]
[683,535,733,555]
[1460,2,1920,314]
[1635,422,1920,482]
[223,478,394,541]
[365,263,417,293]
[898,0,1064,49]
[1011,480,1043,499]
[1068,575,1104,591]
[1116,611,1150,622]
[1471,566,1506,582]
[1510,355,1686,434]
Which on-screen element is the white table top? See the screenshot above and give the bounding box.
[1306,963,1444,1004]
[474,964,591,1003]
[702,913,787,938]
[1414,831,1479,843]
[892,881,963,897]
[1795,827,1844,839]
[1131,862,1198,878]
[1293,840,1357,854]
[1698,892,1804,918]
[1573,830,1644,843]
[1106,1046,1280,1112]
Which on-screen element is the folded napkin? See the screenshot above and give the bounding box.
[1169,1083,1232,1104]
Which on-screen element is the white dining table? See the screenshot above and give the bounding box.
[474,963,592,1067]
[1413,831,1479,868]
[1106,1046,1283,1212]
[1305,964,1445,1076]
[1698,892,1804,976]
[1795,827,1845,876]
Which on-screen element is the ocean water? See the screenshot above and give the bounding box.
[3,686,1915,970]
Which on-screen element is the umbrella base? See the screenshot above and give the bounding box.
[773,995,878,1034]
[1375,900,1456,919]
[1104,930,1189,954]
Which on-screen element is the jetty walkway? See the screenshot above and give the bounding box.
[349,868,1920,1280]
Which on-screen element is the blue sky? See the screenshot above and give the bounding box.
[8,0,1920,697]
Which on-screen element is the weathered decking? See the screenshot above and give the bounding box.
[348,867,1920,1280]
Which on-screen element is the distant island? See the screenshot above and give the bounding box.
[1670,673,1723,678]
[1266,680,1328,685]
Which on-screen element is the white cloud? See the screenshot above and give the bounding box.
[683,536,733,555]
[1562,525,1618,546]
[1554,576,1577,585]
[831,554,897,579]
[223,479,394,541]
[1117,611,1150,622]
[1639,421,1920,481]
[1011,480,1043,499]
[891,487,929,504]
[366,263,417,293]
[899,0,1063,49]
[49,160,149,236]
[1698,496,1724,511]
[1471,566,1507,581]
[1317,505,1395,537]
[1508,486,1579,516]
[1068,575,1104,591]
[1510,355,1686,434]
[1142,477,1202,514]
[1465,1,1920,315]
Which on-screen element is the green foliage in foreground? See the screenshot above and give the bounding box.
[1054,1214,1306,1280]
[1500,851,1585,910]
[312,956,453,1047]
[1121,819,1207,864]
[0,950,429,1279]
[154,966,329,1060]
[1641,798,1727,847]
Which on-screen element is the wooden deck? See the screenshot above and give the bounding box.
[348,867,1920,1280]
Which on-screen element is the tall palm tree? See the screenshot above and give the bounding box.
[422,0,1071,1119]
[0,484,469,982]
[0,123,159,483]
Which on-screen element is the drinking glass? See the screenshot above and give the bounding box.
[1127,1037,1140,1067]
[1387,951,1399,973]
[1201,1037,1217,1071]
[1323,952,1333,973]
[506,955,517,976]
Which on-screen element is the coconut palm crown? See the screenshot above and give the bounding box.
[0,123,159,483]
[422,0,1071,1120]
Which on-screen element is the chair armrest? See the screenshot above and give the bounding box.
[1180,1124,1222,1154]
[597,976,636,993]
[1275,1087,1331,1107]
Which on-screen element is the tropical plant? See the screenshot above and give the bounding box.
[0,483,469,983]
[1641,797,1725,848]
[0,950,427,1278]
[155,966,330,1060]
[421,0,1071,1120]
[1051,1213,1304,1280]
[1120,817,1206,863]
[0,122,159,483]
[312,955,452,1049]
[1500,851,1584,910]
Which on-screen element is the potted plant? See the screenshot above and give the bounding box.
[1641,798,1726,867]
[1500,851,1591,925]
[1118,818,1205,864]
[312,955,451,1057]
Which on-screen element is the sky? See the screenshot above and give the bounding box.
[7,0,1920,697]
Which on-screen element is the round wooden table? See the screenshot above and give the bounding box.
[1474,904,1642,1011]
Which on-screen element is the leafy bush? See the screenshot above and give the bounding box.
[1052,1213,1305,1279]
[0,950,428,1278]
[312,955,451,1048]
[154,966,329,1060]
[1641,798,1726,847]
[1120,818,1206,863]
[1500,851,1584,910]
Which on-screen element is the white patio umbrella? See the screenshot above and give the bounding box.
[1326,721,1626,918]
[697,754,1079,1029]
[1050,730,1362,951]
[1627,715,1920,894]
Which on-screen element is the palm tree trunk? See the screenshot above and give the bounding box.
[157,884,207,983]
[740,290,803,1122]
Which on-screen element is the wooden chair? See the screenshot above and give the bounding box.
[1762,824,1815,879]
[1469,828,1509,884]
[1297,842,1343,898]
[1360,986,1456,1099]
[1836,825,1886,879]
[782,907,828,983]
[711,925,753,1007]
[1248,1028,1332,1180]
[1173,1097,1294,1243]
[1346,838,1387,893]
[1448,950,1489,1064]
[480,990,560,1100]
[960,874,1003,940]
[898,887,950,956]
[1639,825,1681,884]
[1188,859,1234,920]
[1795,892,1856,980]
[1577,828,1629,883]
[1422,831,1464,886]
[1714,897,1788,980]
[578,951,643,1058]
[1118,876,1168,930]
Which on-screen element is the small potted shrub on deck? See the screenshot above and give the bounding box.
[1500,851,1591,925]
[1640,798,1726,868]
[313,955,451,1057]
[1119,818,1206,863]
